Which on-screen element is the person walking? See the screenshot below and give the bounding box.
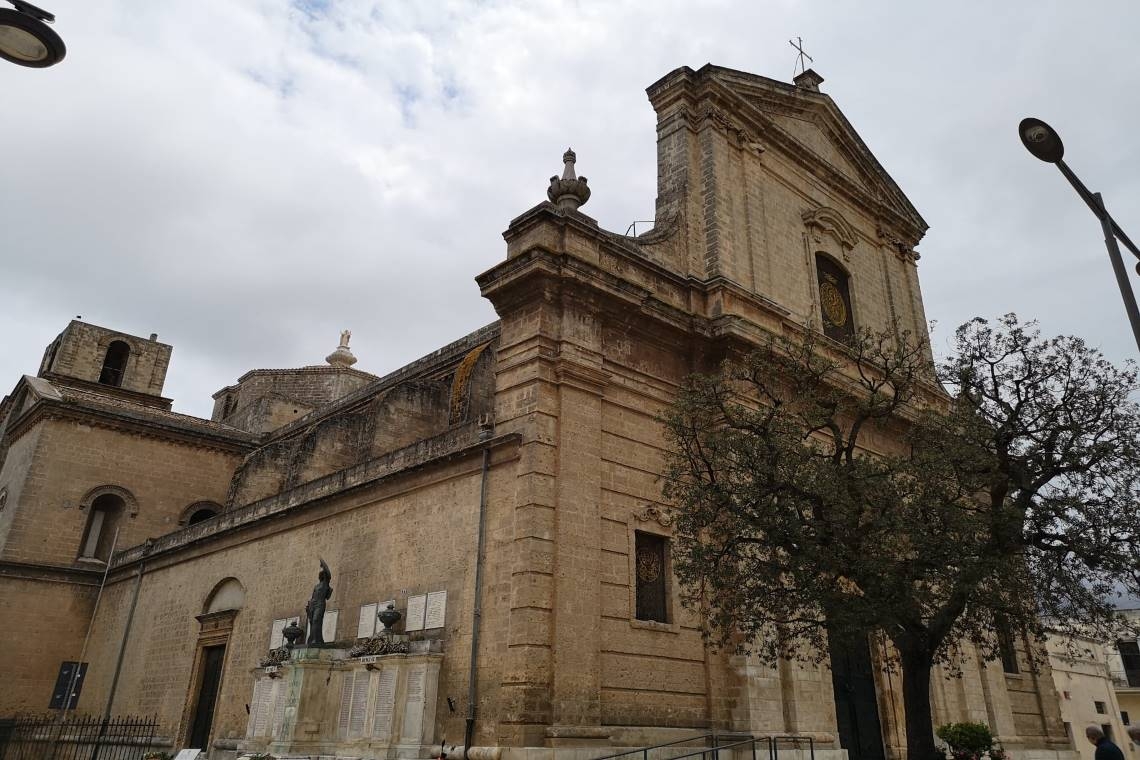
[1087,726,1125,760]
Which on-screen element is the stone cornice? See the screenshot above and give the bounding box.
[109,426,522,571]
[41,373,174,410]
[0,559,105,586]
[4,397,257,454]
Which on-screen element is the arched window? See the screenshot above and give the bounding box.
[815,253,855,342]
[99,341,130,387]
[180,501,222,527]
[188,507,218,525]
[79,493,125,561]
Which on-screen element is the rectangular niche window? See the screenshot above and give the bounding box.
[815,254,855,343]
[995,618,1019,674]
[634,531,669,623]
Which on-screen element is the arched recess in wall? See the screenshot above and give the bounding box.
[99,340,131,387]
[77,485,139,562]
[180,501,222,527]
[203,577,246,614]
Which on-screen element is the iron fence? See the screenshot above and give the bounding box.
[0,715,158,760]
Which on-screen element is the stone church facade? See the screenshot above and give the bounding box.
[0,65,1074,760]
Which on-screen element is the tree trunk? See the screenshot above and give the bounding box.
[898,644,940,760]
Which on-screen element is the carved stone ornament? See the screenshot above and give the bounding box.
[700,106,761,151]
[877,225,920,262]
[633,504,674,528]
[636,546,663,582]
[802,207,858,261]
[547,149,590,212]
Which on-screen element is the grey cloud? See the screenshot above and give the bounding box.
[3,1,1140,419]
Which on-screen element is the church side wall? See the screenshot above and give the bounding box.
[0,417,241,566]
[0,575,97,713]
[0,423,42,554]
[78,446,516,752]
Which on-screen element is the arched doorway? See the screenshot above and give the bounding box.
[186,579,244,751]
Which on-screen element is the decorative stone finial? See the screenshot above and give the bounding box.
[325,329,357,367]
[547,148,591,212]
[793,68,824,92]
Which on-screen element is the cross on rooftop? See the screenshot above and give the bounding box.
[790,36,813,77]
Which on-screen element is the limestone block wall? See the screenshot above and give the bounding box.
[227,380,451,507]
[0,574,98,713]
[211,367,377,431]
[78,444,516,753]
[0,417,240,566]
[0,422,42,553]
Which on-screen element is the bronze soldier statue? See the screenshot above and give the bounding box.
[305,559,333,646]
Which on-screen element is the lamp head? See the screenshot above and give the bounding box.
[0,1,65,68]
[1019,118,1064,164]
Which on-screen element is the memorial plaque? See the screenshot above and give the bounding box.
[246,680,264,738]
[174,750,203,760]
[337,671,354,737]
[358,603,378,638]
[253,679,271,737]
[424,591,447,629]
[322,609,339,643]
[405,594,427,632]
[269,619,287,649]
[371,668,397,740]
[401,666,426,741]
[349,669,369,736]
[271,679,287,739]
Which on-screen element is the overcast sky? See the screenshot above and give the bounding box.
[3,1,1140,419]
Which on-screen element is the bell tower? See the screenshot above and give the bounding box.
[39,320,173,405]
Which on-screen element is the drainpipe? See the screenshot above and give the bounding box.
[464,423,493,759]
[103,538,152,719]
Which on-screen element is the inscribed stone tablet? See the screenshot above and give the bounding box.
[372,668,397,739]
[349,669,369,736]
[424,591,447,629]
[269,619,287,649]
[271,679,287,739]
[401,665,425,741]
[245,680,264,738]
[174,750,202,760]
[405,595,427,632]
[322,609,339,643]
[337,671,353,737]
[357,603,378,638]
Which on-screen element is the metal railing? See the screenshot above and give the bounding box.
[0,714,158,760]
[591,734,816,760]
[592,733,721,760]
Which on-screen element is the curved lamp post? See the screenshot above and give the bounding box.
[0,0,65,68]
[1019,118,1140,352]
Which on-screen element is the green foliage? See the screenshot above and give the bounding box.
[660,315,1140,760]
[142,753,171,760]
[936,722,1006,760]
[936,722,995,754]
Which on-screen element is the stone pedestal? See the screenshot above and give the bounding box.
[239,641,443,760]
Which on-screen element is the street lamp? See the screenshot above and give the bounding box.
[1019,117,1140,352]
[0,0,64,68]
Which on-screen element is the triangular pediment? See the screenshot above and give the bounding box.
[698,65,928,242]
[768,111,868,187]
